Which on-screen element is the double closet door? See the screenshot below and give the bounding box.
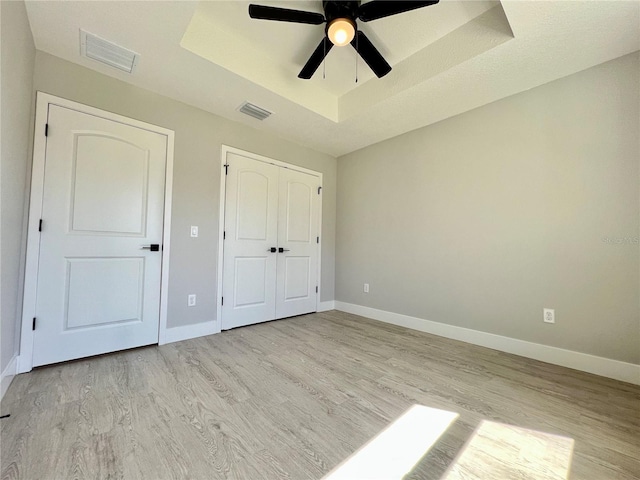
[222,152,321,330]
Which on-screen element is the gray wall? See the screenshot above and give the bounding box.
[1,1,35,373]
[33,51,337,330]
[336,52,639,364]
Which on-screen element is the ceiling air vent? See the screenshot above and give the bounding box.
[238,102,272,121]
[80,30,139,73]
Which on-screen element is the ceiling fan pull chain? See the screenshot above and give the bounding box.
[323,39,326,79]
[355,33,359,83]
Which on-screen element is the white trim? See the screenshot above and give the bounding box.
[1,356,18,401]
[216,145,324,330]
[162,321,218,344]
[19,92,175,373]
[221,145,322,177]
[18,93,47,374]
[315,171,324,314]
[334,301,640,386]
[318,301,335,312]
[157,133,174,344]
[215,147,227,334]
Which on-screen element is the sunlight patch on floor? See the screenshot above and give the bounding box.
[442,420,575,480]
[324,404,459,480]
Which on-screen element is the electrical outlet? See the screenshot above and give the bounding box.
[190,226,198,238]
[364,283,369,293]
[543,308,555,324]
[188,294,196,307]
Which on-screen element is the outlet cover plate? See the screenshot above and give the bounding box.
[543,308,555,324]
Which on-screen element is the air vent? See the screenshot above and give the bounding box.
[80,30,139,73]
[238,102,272,121]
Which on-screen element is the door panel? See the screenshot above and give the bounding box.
[70,134,149,235]
[275,168,320,318]
[236,170,271,240]
[222,153,279,329]
[284,256,311,300]
[64,257,144,329]
[32,104,167,367]
[284,182,311,243]
[234,257,268,307]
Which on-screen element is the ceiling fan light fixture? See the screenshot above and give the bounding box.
[327,17,355,46]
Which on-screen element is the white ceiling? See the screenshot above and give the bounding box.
[25,1,640,157]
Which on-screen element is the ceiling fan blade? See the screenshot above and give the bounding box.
[351,31,391,78]
[299,37,334,79]
[358,1,439,22]
[248,4,325,25]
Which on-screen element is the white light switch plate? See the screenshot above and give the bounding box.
[190,226,198,237]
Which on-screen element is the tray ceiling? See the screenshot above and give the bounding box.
[25,1,640,156]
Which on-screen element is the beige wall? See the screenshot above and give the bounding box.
[336,52,639,364]
[1,1,36,372]
[33,51,337,330]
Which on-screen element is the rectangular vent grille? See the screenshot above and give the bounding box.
[80,30,139,73]
[238,102,272,121]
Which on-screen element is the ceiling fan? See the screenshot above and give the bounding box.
[248,1,440,79]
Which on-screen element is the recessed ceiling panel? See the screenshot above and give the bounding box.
[180,0,508,121]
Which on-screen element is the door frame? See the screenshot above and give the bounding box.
[216,145,323,329]
[18,92,175,374]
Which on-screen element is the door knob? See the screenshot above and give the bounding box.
[268,247,277,253]
[141,244,160,251]
[278,247,290,253]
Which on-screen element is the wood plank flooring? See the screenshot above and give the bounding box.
[1,310,639,479]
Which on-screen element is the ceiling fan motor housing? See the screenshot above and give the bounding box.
[323,1,361,28]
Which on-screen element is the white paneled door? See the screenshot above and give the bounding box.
[222,153,280,328]
[32,104,168,367]
[276,167,319,319]
[222,152,320,329]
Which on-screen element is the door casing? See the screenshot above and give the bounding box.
[217,145,323,328]
[18,92,175,373]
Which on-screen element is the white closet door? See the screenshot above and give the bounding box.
[222,153,279,329]
[275,167,320,319]
[33,104,167,367]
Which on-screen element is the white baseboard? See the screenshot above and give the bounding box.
[334,301,640,386]
[318,301,336,312]
[160,320,219,345]
[1,356,18,401]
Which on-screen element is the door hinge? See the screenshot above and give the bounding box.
[317,186,322,195]
[221,296,224,306]
[316,236,319,244]
[224,164,229,175]
[223,231,226,240]
[32,317,36,330]
[45,124,49,137]
[39,219,43,232]
[315,286,318,293]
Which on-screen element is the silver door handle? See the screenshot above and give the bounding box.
[141,244,160,251]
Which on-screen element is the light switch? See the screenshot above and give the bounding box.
[190,226,198,238]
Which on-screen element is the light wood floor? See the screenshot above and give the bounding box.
[1,311,638,479]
